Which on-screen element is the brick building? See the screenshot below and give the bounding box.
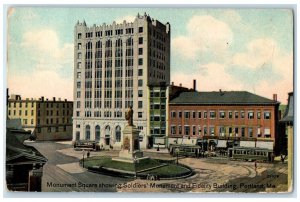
[168,90,280,150]
[7,94,73,141]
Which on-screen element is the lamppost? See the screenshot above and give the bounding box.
[82,149,85,168]
[175,148,180,164]
[133,156,137,179]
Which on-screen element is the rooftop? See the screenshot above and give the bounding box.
[170,91,279,105]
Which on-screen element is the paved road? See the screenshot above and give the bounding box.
[26,141,131,192]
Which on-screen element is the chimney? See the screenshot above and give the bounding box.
[41,96,44,102]
[58,98,61,101]
[193,79,196,91]
[171,82,174,86]
[53,97,56,102]
[179,83,182,87]
[273,94,277,101]
[64,99,67,102]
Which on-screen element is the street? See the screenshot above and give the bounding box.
[25,141,131,192]
[25,141,288,193]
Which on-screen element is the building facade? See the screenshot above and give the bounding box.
[168,91,280,150]
[73,13,170,149]
[7,95,73,141]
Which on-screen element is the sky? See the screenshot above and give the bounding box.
[6,7,293,103]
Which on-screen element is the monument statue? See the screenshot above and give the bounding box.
[112,105,148,163]
[125,106,133,126]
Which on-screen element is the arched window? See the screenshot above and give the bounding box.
[95,125,100,141]
[105,125,110,137]
[85,125,90,140]
[115,126,121,142]
[76,131,80,140]
[105,125,110,145]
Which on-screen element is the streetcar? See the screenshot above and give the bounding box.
[169,144,201,157]
[228,147,274,162]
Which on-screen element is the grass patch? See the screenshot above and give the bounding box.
[141,164,190,176]
[81,156,162,172]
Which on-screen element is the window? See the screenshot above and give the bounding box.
[19,110,22,116]
[76,111,80,117]
[138,112,143,118]
[264,111,271,119]
[139,37,143,44]
[179,111,182,118]
[248,127,253,138]
[241,111,245,118]
[25,110,28,116]
[138,79,143,87]
[204,111,207,119]
[248,111,254,119]
[78,43,82,50]
[171,111,176,118]
[138,58,143,65]
[184,111,190,119]
[171,126,176,135]
[235,111,239,119]
[192,126,196,135]
[184,126,190,135]
[228,111,233,119]
[192,111,196,119]
[178,126,182,134]
[138,101,143,108]
[210,111,216,119]
[241,127,245,137]
[138,90,143,97]
[55,127,59,132]
[31,110,34,116]
[31,119,33,124]
[219,111,226,119]
[78,33,82,39]
[85,125,90,140]
[198,126,202,135]
[48,127,51,133]
[37,127,41,133]
[204,127,207,135]
[77,72,81,79]
[139,27,143,33]
[257,111,261,119]
[234,128,239,137]
[257,127,261,137]
[138,69,143,76]
[77,62,82,69]
[209,127,215,136]
[138,48,143,55]
[198,111,202,119]
[219,126,225,136]
[78,53,82,59]
[77,82,81,88]
[264,128,271,138]
[115,126,121,142]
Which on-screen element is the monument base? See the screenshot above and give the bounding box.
[112,150,149,163]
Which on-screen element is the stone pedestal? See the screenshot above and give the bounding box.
[112,125,148,163]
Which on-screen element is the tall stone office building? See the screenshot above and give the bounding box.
[73,13,170,149]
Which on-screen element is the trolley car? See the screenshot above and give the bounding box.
[228,147,274,162]
[169,144,201,157]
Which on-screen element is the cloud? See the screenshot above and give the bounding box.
[172,15,233,60]
[228,38,293,103]
[20,29,73,71]
[8,70,73,100]
[115,15,136,24]
[8,28,74,100]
